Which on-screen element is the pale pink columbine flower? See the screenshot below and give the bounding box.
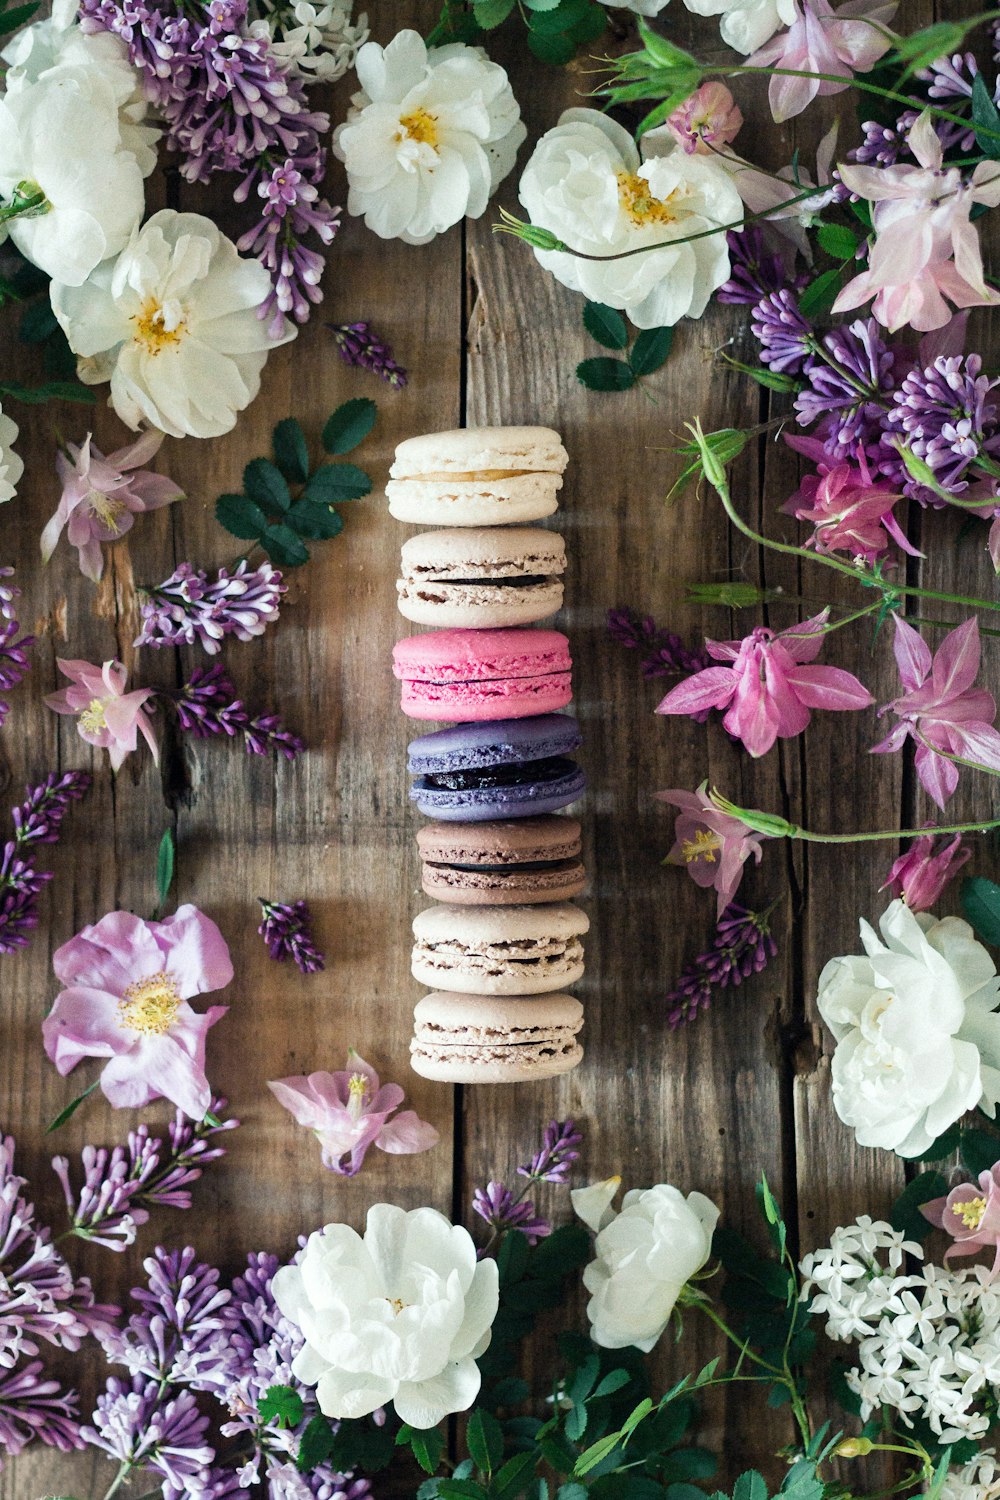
[724,123,839,264]
[835,111,1000,333]
[881,831,970,912]
[42,431,183,583]
[268,1051,439,1177]
[872,615,1000,808]
[922,1163,1000,1281]
[665,83,743,156]
[657,611,874,758]
[784,438,917,562]
[42,906,231,1119]
[748,0,897,124]
[45,658,159,771]
[657,781,769,916]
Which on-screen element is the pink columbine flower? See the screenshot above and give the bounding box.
[749,0,897,124]
[657,610,874,759]
[872,615,1000,808]
[42,432,183,583]
[922,1163,1000,1281]
[45,658,159,771]
[267,1051,439,1177]
[881,831,970,912]
[665,83,743,156]
[657,781,769,916]
[835,111,1000,332]
[42,906,231,1119]
[784,438,918,563]
[724,124,838,262]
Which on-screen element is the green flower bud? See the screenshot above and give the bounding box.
[637,18,699,71]
[834,1437,874,1459]
[493,209,565,253]
[709,790,795,839]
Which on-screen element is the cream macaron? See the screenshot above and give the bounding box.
[410,992,584,1082]
[396,526,566,628]
[411,902,588,995]
[387,426,568,526]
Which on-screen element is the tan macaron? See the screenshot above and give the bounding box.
[387,427,568,526]
[411,902,588,995]
[410,991,584,1083]
[397,527,566,628]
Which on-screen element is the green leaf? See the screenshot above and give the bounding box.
[302,463,372,504]
[592,1369,632,1400]
[816,222,859,260]
[924,1447,954,1500]
[732,1474,768,1500]
[756,1174,786,1259]
[911,1123,961,1162]
[576,357,635,392]
[564,1402,587,1441]
[273,417,310,483]
[215,492,268,541]
[0,2,37,32]
[497,1227,531,1285]
[45,1080,101,1134]
[417,1482,442,1500]
[556,1487,588,1500]
[244,457,291,514]
[258,1385,305,1429]
[563,1,606,44]
[973,73,1000,159]
[530,0,595,32]
[297,1414,337,1473]
[573,1432,624,1477]
[566,1354,600,1407]
[156,829,175,911]
[962,875,1000,947]
[411,1427,445,1475]
[961,1124,1000,1177]
[524,0,562,9]
[583,301,628,350]
[467,1409,504,1476]
[19,298,58,343]
[494,1452,539,1500]
[286,499,345,541]
[890,1170,949,1241]
[261,523,311,568]
[437,1482,489,1500]
[322,396,377,455]
[892,22,979,76]
[473,0,515,24]
[0,378,96,405]
[628,325,674,378]
[665,1487,708,1500]
[526,26,575,63]
[621,1397,653,1436]
[798,267,844,320]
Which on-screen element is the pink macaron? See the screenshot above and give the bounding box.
[392,628,572,721]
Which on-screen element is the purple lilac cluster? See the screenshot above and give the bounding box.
[472,1118,582,1250]
[607,607,710,680]
[258,897,325,972]
[52,1101,238,1251]
[717,228,792,307]
[0,772,91,954]
[0,567,32,730]
[665,904,778,1029]
[327,322,409,389]
[137,561,286,654]
[160,664,305,758]
[79,0,339,330]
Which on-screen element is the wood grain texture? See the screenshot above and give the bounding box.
[0,0,982,1493]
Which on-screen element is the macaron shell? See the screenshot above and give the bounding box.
[408,716,582,774]
[401,673,571,721]
[416,816,583,865]
[396,577,564,629]
[387,474,561,527]
[393,629,571,685]
[410,1040,584,1083]
[411,902,588,994]
[399,527,566,576]
[418,817,586,903]
[410,991,584,1081]
[421,859,586,905]
[411,764,586,820]
[390,426,569,478]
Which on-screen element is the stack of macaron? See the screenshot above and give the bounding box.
[390,426,588,1086]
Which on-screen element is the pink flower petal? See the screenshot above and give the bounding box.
[914,741,958,809]
[53,912,165,990]
[376,1110,440,1156]
[42,986,124,1074]
[656,667,737,716]
[891,615,932,692]
[928,617,982,704]
[785,664,874,711]
[152,905,234,997]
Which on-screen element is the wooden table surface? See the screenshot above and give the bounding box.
[3,1,991,1493]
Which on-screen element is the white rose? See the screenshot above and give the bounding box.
[818,900,1000,1158]
[0,405,23,505]
[517,109,742,329]
[51,210,295,440]
[272,1204,499,1429]
[332,29,526,245]
[572,1178,719,1351]
[0,65,145,284]
[687,0,797,52]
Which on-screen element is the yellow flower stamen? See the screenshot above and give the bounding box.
[347,1072,368,1124]
[385,1297,407,1316]
[681,829,722,865]
[118,970,181,1035]
[616,171,686,228]
[87,489,127,533]
[398,108,439,150]
[954,1196,988,1231]
[79,698,108,734]
[131,298,186,355]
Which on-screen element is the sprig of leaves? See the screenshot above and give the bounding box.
[426,0,607,64]
[214,399,375,567]
[577,303,674,393]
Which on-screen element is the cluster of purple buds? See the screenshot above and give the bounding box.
[665,904,778,1029]
[472,1182,552,1246]
[0,773,91,954]
[136,560,285,654]
[518,1117,582,1184]
[472,1118,583,1253]
[717,228,794,307]
[327,322,409,389]
[160,664,305,759]
[258,897,325,973]
[852,55,984,167]
[607,607,711,681]
[0,567,33,730]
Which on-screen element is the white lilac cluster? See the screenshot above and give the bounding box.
[939,1448,1000,1499]
[802,1217,1000,1443]
[258,0,369,81]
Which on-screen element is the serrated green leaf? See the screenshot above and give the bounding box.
[816,222,859,260]
[592,1368,631,1400]
[296,1413,337,1473]
[576,356,635,393]
[417,1482,442,1500]
[466,1409,504,1475]
[156,829,175,911]
[890,1170,948,1241]
[556,1486,588,1500]
[621,1396,653,1436]
[302,463,372,504]
[494,1453,539,1500]
[286,499,345,540]
[564,1401,587,1441]
[573,1432,623,1477]
[272,417,310,483]
[473,0,514,23]
[215,492,268,540]
[629,325,674,378]
[258,1385,305,1429]
[962,875,1000,947]
[411,1427,445,1475]
[732,1473,768,1500]
[322,396,377,454]
[0,2,37,32]
[244,457,291,514]
[45,1080,101,1134]
[566,1354,600,1407]
[583,301,628,350]
[524,0,562,10]
[437,1481,489,1500]
[261,523,310,568]
[961,1124,1000,1177]
[798,267,844,320]
[526,26,575,63]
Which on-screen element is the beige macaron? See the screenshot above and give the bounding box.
[387,427,568,526]
[410,991,584,1083]
[411,902,588,995]
[396,527,566,627]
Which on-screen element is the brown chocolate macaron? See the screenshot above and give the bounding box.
[416,816,585,905]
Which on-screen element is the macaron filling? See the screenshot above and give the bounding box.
[416,755,578,792]
[413,934,585,979]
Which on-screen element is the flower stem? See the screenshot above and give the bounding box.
[101,1463,131,1500]
[793,817,1000,844]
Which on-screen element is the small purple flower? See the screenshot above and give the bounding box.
[327,321,408,388]
[472,1182,551,1246]
[258,898,324,972]
[794,317,905,463]
[83,1375,215,1496]
[665,903,778,1028]
[136,560,286,654]
[607,607,711,682]
[716,227,791,306]
[518,1119,582,1185]
[161,664,305,759]
[0,1360,83,1458]
[0,568,33,729]
[0,773,91,954]
[884,354,1000,497]
[752,290,814,375]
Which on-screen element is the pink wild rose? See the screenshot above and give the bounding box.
[657,610,874,758]
[42,906,231,1119]
[268,1051,439,1176]
[872,615,1000,808]
[665,83,744,155]
[45,658,159,771]
[922,1163,1000,1281]
[835,111,1000,332]
[749,0,897,124]
[880,831,970,912]
[784,438,918,562]
[657,781,769,917]
[42,431,183,583]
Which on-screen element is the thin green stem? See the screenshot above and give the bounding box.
[697,1301,785,1378]
[792,816,1000,844]
[101,1463,131,1500]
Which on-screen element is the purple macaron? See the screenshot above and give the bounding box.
[407,715,586,821]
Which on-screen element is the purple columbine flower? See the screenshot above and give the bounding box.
[472,1182,551,1245]
[716,227,791,306]
[518,1119,582,1185]
[0,773,91,954]
[136,560,286,653]
[751,290,815,375]
[0,1360,83,1458]
[665,903,778,1029]
[258,898,325,973]
[884,354,1000,497]
[327,321,408,388]
[159,664,305,759]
